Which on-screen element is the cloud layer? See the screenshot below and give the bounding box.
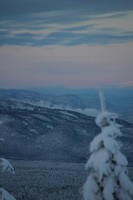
[0,0,133,46]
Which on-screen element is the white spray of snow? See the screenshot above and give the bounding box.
[22,100,99,117]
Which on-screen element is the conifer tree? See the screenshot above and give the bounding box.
[83,89,133,200]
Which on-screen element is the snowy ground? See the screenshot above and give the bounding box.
[0,160,133,200]
[0,160,86,200]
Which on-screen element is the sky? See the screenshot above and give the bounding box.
[0,0,133,89]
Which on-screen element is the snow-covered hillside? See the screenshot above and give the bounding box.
[0,96,133,164]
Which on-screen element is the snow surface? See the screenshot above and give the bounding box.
[86,148,111,181]
[103,176,114,200]
[83,174,102,200]
[0,121,3,125]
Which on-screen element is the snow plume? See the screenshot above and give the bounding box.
[58,106,99,117]
[42,102,99,117]
[24,100,99,117]
[73,108,99,117]
[83,111,133,200]
[47,103,98,117]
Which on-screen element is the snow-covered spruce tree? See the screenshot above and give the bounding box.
[0,158,16,200]
[83,92,133,200]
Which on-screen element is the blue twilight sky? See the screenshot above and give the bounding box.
[0,0,133,88]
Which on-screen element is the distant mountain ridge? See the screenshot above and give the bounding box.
[0,89,86,109]
[0,88,133,114]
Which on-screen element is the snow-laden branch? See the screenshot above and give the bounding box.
[0,158,15,174]
[0,188,16,200]
[0,158,16,200]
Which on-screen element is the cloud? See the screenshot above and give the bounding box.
[0,0,133,19]
[63,24,95,32]
[0,26,133,46]
[0,0,133,46]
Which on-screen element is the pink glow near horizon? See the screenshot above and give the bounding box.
[0,43,133,89]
